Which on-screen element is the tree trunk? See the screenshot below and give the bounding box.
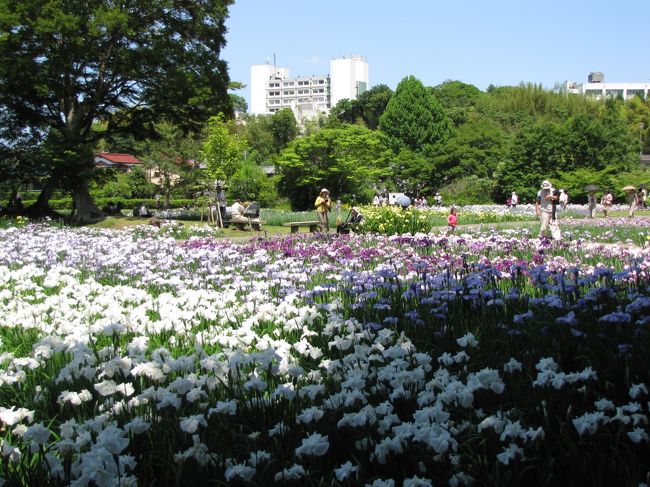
[69,179,105,225]
[26,176,63,221]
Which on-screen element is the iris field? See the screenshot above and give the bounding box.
[0,213,649,486]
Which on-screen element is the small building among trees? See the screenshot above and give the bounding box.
[94,153,143,172]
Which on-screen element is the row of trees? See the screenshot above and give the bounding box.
[2,1,648,220]
[274,78,646,209]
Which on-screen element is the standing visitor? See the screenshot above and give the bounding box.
[535,180,559,238]
[625,188,639,218]
[447,207,458,233]
[315,188,331,232]
[559,189,568,211]
[601,191,613,217]
[434,193,442,206]
[511,191,518,209]
[641,187,647,209]
[587,191,597,218]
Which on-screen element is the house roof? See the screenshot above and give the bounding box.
[95,153,142,165]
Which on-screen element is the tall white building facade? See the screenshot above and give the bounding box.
[250,63,290,115]
[564,72,650,101]
[330,55,369,107]
[249,55,369,118]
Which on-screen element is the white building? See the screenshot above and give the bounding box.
[250,63,290,115]
[564,72,650,101]
[249,55,369,118]
[330,55,369,107]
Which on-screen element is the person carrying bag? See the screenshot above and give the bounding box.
[314,188,332,232]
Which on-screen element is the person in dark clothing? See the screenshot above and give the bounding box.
[337,207,364,234]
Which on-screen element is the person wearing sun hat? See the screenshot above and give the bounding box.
[314,188,332,232]
[535,180,559,238]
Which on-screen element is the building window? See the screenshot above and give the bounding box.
[282,81,294,87]
[605,89,623,98]
[283,90,295,95]
[585,89,602,97]
[626,89,645,99]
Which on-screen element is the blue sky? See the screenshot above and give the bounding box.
[221,0,650,111]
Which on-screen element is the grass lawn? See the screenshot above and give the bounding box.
[90,208,650,239]
[90,215,295,236]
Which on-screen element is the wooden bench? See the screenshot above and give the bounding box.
[233,220,265,231]
[283,221,320,233]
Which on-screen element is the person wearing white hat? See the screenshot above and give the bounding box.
[535,180,559,238]
[314,188,332,232]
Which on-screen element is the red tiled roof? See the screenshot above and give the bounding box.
[95,153,142,164]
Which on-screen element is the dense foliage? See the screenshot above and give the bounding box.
[276,124,392,210]
[0,0,234,222]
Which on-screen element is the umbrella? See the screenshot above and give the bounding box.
[584,184,598,192]
[395,195,411,208]
[622,185,636,192]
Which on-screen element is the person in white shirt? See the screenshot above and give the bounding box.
[535,180,559,239]
[230,199,247,223]
[559,189,568,211]
[510,192,518,208]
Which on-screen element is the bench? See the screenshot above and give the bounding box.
[283,221,320,233]
[233,220,265,231]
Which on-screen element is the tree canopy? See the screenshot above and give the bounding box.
[276,124,392,210]
[379,76,452,153]
[201,114,247,185]
[0,0,234,222]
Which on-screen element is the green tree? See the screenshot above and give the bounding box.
[277,124,391,210]
[379,75,452,153]
[438,175,495,205]
[329,85,393,129]
[228,161,278,207]
[357,84,393,130]
[329,98,361,126]
[495,101,638,202]
[91,167,156,201]
[270,108,298,153]
[495,120,568,202]
[140,121,200,208]
[239,114,275,164]
[430,80,482,126]
[428,117,509,186]
[389,148,434,195]
[623,96,650,154]
[0,0,233,223]
[230,94,248,115]
[201,113,248,186]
